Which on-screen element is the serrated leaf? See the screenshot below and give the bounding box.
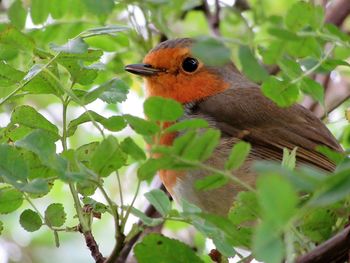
[19,179,50,194]
[164,119,208,133]
[192,36,231,66]
[90,136,127,177]
[130,207,164,227]
[23,64,62,96]
[285,2,324,32]
[8,0,27,29]
[134,233,204,263]
[257,174,298,228]
[0,187,23,214]
[261,76,299,107]
[67,111,126,136]
[137,157,173,181]
[144,96,183,122]
[83,0,115,16]
[0,61,25,87]
[11,106,59,136]
[225,141,251,170]
[49,0,69,19]
[50,38,88,54]
[124,115,160,136]
[82,197,108,214]
[228,191,259,225]
[145,189,171,216]
[30,0,50,24]
[120,137,146,161]
[20,209,42,232]
[45,203,66,227]
[0,25,34,51]
[0,144,28,182]
[238,46,269,83]
[308,165,350,207]
[194,174,229,191]
[299,78,324,106]
[82,25,129,38]
[253,222,284,263]
[82,78,129,104]
[15,130,57,167]
[181,129,220,161]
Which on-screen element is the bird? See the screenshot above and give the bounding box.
[125,38,343,216]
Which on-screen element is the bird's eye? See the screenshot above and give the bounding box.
[181,57,199,73]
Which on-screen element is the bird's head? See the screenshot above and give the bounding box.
[125,38,251,104]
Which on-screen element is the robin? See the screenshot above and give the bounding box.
[125,38,342,215]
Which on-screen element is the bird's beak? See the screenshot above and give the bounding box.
[124,63,162,76]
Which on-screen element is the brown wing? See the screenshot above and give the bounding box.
[193,87,342,172]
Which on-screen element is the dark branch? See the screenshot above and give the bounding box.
[296,225,350,263]
[325,0,350,26]
[84,231,105,263]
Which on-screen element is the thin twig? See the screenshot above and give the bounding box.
[84,231,106,263]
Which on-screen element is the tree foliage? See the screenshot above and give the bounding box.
[0,0,349,263]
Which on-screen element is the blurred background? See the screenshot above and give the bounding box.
[0,0,349,262]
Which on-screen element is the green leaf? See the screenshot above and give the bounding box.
[50,38,89,54]
[257,174,298,228]
[278,57,302,79]
[0,144,28,182]
[90,136,127,177]
[20,179,50,194]
[45,203,66,227]
[15,130,57,167]
[299,78,324,105]
[0,221,3,235]
[67,111,126,136]
[82,78,129,104]
[145,189,171,216]
[20,209,42,232]
[137,157,173,181]
[268,28,299,41]
[181,129,220,161]
[49,0,69,19]
[77,180,97,196]
[0,61,25,87]
[8,0,27,29]
[0,25,34,51]
[225,141,251,170]
[238,46,269,83]
[164,119,209,133]
[0,187,23,214]
[282,147,297,170]
[124,115,160,136]
[194,174,229,191]
[308,166,350,207]
[83,0,115,16]
[285,2,324,32]
[228,191,259,225]
[120,137,146,161]
[82,25,130,38]
[191,36,231,66]
[300,208,336,243]
[130,207,164,227]
[11,105,59,136]
[144,96,184,121]
[82,197,108,214]
[23,64,62,96]
[253,222,285,263]
[30,0,50,24]
[261,76,299,107]
[134,233,204,263]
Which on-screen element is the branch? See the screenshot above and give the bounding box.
[325,0,350,26]
[84,231,105,263]
[296,225,350,263]
[202,0,221,36]
[111,181,166,263]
